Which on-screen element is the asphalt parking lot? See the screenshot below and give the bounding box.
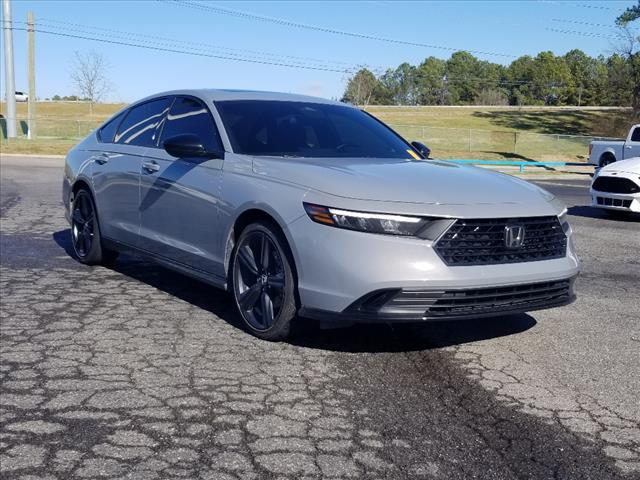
[1,156,639,480]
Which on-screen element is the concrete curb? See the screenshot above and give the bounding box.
[0,153,65,159]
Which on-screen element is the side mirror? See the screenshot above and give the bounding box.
[411,141,431,159]
[163,134,223,159]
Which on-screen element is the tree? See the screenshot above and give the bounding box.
[339,45,636,107]
[415,57,448,105]
[70,50,112,114]
[342,68,380,106]
[445,51,481,103]
[506,55,536,105]
[617,1,640,26]
[564,49,596,105]
[615,2,640,114]
[606,54,633,106]
[379,63,420,105]
[474,88,509,106]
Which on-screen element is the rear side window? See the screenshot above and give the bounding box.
[98,111,125,143]
[160,96,222,151]
[115,98,172,147]
[631,127,640,142]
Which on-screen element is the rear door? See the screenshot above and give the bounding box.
[91,97,171,247]
[624,126,640,159]
[139,96,225,275]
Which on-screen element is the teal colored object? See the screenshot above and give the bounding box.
[441,159,570,173]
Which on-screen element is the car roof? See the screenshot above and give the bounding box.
[134,88,347,107]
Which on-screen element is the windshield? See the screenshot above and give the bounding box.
[215,100,414,158]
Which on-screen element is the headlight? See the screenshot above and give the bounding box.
[303,203,454,240]
[558,208,572,235]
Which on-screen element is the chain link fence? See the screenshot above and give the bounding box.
[2,116,597,161]
[1,116,102,140]
[389,124,595,159]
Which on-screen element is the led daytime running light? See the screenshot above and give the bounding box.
[327,208,422,223]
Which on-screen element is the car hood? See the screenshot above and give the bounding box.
[600,157,640,175]
[252,156,555,206]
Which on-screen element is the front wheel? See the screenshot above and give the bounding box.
[231,221,297,341]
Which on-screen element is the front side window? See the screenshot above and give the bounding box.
[115,98,171,147]
[215,100,413,159]
[160,96,222,151]
[631,127,640,142]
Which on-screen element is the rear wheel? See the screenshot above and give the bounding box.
[231,221,297,341]
[70,189,118,265]
[600,153,615,168]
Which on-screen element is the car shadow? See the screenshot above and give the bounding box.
[289,314,536,353]
[53,229,539,353]
[568,205,640,222]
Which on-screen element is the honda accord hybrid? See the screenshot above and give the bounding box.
[63,90,579,340]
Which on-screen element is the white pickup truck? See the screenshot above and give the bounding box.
[589,124,640,167]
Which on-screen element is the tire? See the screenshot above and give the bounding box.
[70,189,119,265]
[231,221,297,341]
[600,154,615,168]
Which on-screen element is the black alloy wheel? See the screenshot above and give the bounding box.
[71,190,96,259]
[232,222,297,340]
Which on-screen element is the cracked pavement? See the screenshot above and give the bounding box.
[1,157,639,479]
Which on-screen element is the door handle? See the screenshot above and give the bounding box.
[94,154,109,165]
[142,161,160,173]
[626,145,633,149]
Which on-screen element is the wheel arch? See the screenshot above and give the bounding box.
[599,151,616,167]
[70,176,95,202]
[224,206,300,297]
[69,177,106,233]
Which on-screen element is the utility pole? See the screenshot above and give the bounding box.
[27,11,36,139]
[2,0,17,138]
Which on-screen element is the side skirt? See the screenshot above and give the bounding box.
[102,237,228,291]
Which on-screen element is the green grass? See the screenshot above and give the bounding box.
[1,102,632,160]
[1,101,126,155]
[365,106,632,162]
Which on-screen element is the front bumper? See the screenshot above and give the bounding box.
[590,189,640,212]
[299,276,577,323]
[287,214,581,316]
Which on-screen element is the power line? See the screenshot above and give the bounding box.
[164,0,517,59]
[10,26,359,74]
[4,19,379,74]
[35,17,363,69]
[551,18,619,29]
[6,20,574,89]
[540,1,624,11]
[546,27,625,40]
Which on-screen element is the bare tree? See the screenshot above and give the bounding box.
[70,50,112,115]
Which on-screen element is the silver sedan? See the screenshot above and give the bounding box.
[63,89,579,340]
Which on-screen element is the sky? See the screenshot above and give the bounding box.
[0,0,634,103]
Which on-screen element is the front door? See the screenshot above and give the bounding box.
[139,96,224,275]
[625,126,640,158]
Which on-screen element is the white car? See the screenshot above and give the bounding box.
[14,91,28,102]
[590,157,640,213]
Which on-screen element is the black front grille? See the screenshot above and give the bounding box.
[434,216,567,266]
[592,176,640,194]
[597,196,632,208]
[426,279,572,317]
[349,279,574,319]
